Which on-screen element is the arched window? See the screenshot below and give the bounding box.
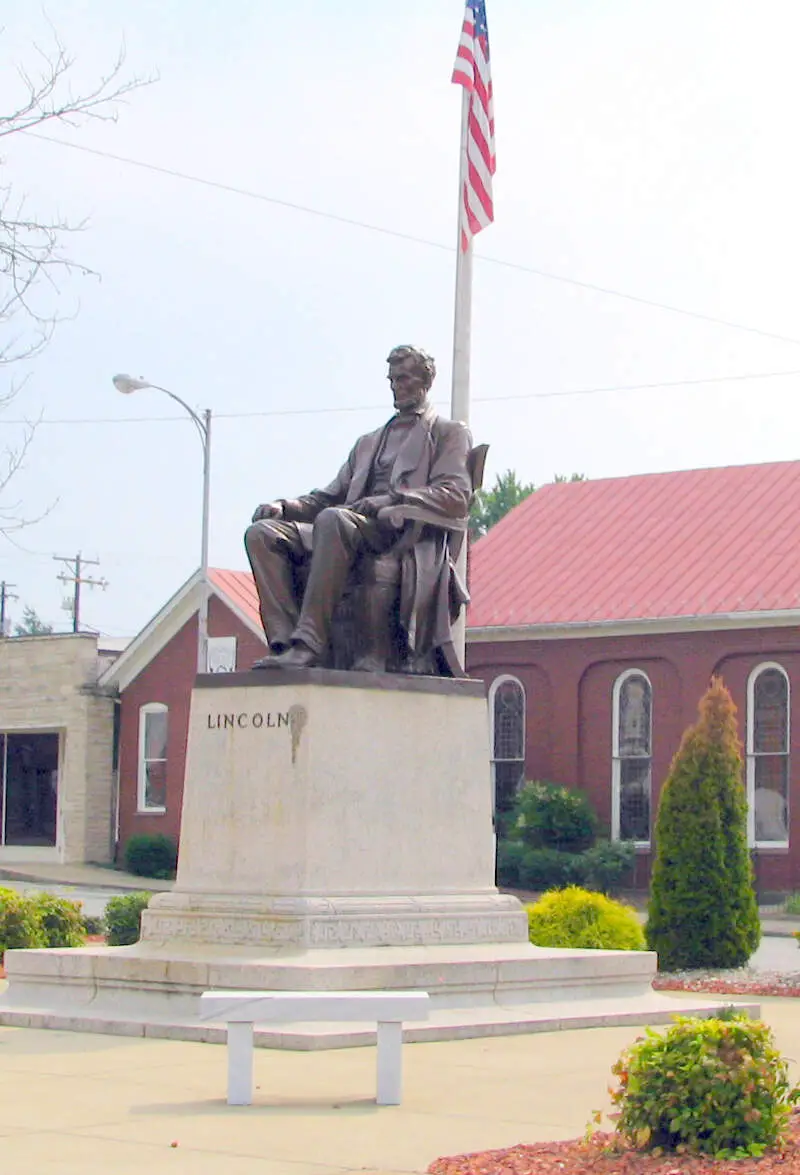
[747,663,789,846]
[137,703,168,813]
[612,670,652,844]
[489,676,525,812]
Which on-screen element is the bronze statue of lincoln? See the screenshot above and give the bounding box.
[244,345,474,677]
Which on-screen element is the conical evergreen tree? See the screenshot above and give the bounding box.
[646,677,760,970]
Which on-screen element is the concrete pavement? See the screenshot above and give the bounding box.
[0,992,796,1175]
[0,863,174,919]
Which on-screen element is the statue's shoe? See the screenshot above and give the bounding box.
[351,655,387,674]
[252,643,320,670]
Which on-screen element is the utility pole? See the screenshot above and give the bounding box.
[53,554,108,633]
[0,582,17,637]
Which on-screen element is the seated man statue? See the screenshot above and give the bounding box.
[244,345,473,676]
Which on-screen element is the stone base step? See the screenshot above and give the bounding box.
[0,991,760,1048]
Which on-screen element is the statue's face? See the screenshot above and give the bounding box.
[387,355,428,413]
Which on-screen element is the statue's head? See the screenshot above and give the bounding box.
[386,345,436,414]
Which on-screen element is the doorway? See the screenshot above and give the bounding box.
[0,732,59,846]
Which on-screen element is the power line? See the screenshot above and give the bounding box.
[24,130,800,350]
[4,367,800,428]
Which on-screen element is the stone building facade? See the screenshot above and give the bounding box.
[0,634,116,864]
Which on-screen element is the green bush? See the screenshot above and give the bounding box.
[514,781,597,852]
[33,893,87,948]
[82,914,105,937]
[784,892,800,916]
[526,886,645,950]
[0,887,46,959]
[573,840,636,895]
[104,892,152,946]
[611,1013,799,1158]
[518,847,578,891]
[495,839,526,887]
[124,833,177,880]
[646,678,760,970]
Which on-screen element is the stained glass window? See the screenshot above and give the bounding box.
[748,665,789,845]
[613,672,652,843]
[491,678,525,812]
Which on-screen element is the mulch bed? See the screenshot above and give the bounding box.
[427,1115,800,1175]
[653,970,800,999]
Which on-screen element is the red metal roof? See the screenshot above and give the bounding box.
[209,568,262,629]
[467,460,800,629]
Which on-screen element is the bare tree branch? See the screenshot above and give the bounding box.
[0,27,153,533]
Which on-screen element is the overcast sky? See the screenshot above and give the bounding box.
[2,0,800,638]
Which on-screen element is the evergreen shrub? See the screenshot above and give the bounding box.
[518,847,577,891]
[104,892,152,946]
[526,885,645,950]
[611,1013,799,1158]
[574,840,636,894]
[495,839,526,887]
[124,833,178,879]
[514,781,597,851]
[646,677,760,970]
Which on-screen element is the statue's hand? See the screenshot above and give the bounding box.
[376,505,407,529]
[352,494,394,518]
[251,502,283,523]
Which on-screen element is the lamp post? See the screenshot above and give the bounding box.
[113,374,212,675]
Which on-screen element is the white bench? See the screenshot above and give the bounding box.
[199,990,430,1106]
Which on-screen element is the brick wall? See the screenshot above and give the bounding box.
[0,634,115,863]
[468,624,800,892]
[117,597,266,855]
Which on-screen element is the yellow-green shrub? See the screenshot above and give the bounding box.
[526,885,645,950]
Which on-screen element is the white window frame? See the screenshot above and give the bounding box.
[612,669,652,848]
[206,635,238,673]
[137,702,168,814]
[488,674,526,813]
[747,661,790,849]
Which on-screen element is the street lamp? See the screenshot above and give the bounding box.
[113,374,212,675]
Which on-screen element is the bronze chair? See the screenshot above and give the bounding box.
[329,443,489,674]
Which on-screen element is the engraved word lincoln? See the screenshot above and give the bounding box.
[245,345,486,677]
[207,712,290,730]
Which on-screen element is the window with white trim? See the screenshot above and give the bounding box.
[207,635,237,673]
[138,703,168,812]
[489,676,525,812]
[747,662,789,847]
[612,670,652,844]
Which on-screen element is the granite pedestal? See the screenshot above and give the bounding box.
[0,671,744,1043]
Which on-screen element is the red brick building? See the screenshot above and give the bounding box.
[102,459,800,892]
[467,459,800,894]
[98,570,267,850]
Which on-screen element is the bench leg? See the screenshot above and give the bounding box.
[227,1021,254,1105]
[376,1020,402,1105]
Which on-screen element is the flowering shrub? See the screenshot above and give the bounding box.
[33,893,86,948]
[611,1013,799,1158]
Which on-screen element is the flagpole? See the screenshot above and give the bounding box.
[451,84,473,669]
[451,86,473,428]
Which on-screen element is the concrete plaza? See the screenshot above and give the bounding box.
[0,992,796,1175]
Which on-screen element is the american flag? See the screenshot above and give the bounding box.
[451,0,496,252]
